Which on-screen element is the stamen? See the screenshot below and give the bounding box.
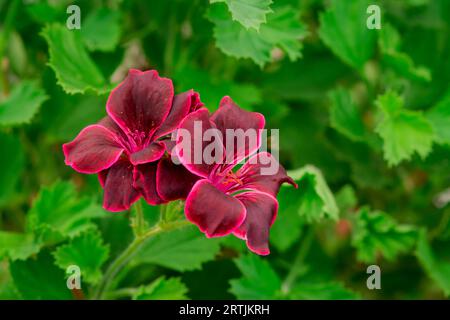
[222,170,244,186]
[128,129,148,151]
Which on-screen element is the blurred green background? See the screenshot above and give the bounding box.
[1,0,450,300]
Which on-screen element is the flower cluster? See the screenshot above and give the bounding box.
[63,69,296,255]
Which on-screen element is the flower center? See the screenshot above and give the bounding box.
[220,170,244,186]
[127,129,150,152]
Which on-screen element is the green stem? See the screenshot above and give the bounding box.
[93,219,190,300]
[159,203,168,222]
[132,200,145,237]
[281,226,315,295]
[122,22,157,44]
[105,287,139,299]
[429,209,450,240]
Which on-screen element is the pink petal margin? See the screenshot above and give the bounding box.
[129,141,166,165]
[62,124,124,174]
[233,191,279,256]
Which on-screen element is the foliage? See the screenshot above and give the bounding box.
[0,0,449,300]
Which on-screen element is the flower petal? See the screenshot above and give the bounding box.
[160,138,176,155]
[98,170,107,187]
[102,160,141,212]
[156,155,200,201]
[129,141,165,165]
[106,69,174,138]
[98,116,130,147]
[153,90,203,139]
[176,108,224,178]
[234,191,278,256]
[133,162,166,205]
[237,152,297,196]
[63,124,124,174]
[211,96,265,164]
[185,179,246,237]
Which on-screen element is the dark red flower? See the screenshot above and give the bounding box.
[175,97,296,255]
[63,69,201,211]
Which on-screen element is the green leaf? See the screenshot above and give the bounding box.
[229,254,281,299]
[0,281,20,299]
[270,183,304,252]
[40,65,106,143]
[379,24,431,82]
[174,64,261,111]
[41,24,107,94]
[0,81,47,126]
[262,54,349,102]
[208,3,306,67]
[133,277,188,300]
[0,133,25,206]
[416,229,450,296]
[289,281,360,300]
[427,90,450,145]
[80,8,121,52]
[27,181,105,243]
[219,234,248,253]
[329,88,366,142]
[133,226,220,271]
[53,230,110,284]
[0,263,20,299]
[10,251,73,299]
[319,0,376,70]
[352,207,417,263]
[26,2,63,24]
[0,231,40,261]
[43,93,105,142]
[259,5,305,62]
[207,4,271,66]
[375,91,435,166]
[211,0,273,30]
[288,165,339,223]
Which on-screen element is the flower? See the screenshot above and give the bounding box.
[175,97,297,255]
[63,69,201,212]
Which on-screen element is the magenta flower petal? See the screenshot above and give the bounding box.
[210,96,265,164]
[238,152,297,196]
[129,141,165,165]
[133,162,166,205]
[98,116,129,142]
[63,124,124,174]
[153,90,203,139]
[233,191,278,256]
[160,138,176,155]
[106,69,174,139]
[98,169,107,187]
[176,108,223,178]
[185,179,246,237]
[156,156,200,201]
[102,160,141,212]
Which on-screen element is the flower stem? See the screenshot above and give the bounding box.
[93,219,191,300]
[132,200,145,237]
[159,202,168,222]
[281,226,315,295]
[105,287,139,299]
